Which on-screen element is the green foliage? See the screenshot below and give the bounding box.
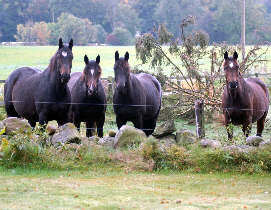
[51,13,96,45]
[14,21,51,44]
[136,18,269,114]
[109,2,141,36]
[141,140,271,173]
[106,27,133,45]
[1,0,271,44]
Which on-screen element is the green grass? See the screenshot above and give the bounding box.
[0,46,143,79]
[1,45,270,80]
[0,167,270,209]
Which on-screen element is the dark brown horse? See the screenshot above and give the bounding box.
[113,51,162,136]
[68,55,106,137]
[222,51,269,140]
[4,38,73,127]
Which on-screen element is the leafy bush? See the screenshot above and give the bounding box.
[48,13,107,45]
[106,27,134,45]
[14,21,51,44]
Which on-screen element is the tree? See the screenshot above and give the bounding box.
[135,17,268,113]
[132,0,160,33]
[108,2,141,36]
[154,0,203,37]
[201,0,271,44]
[14,21,51,44]
[49,13,105,45]
[26,0,50,23]
[0,0,29,41]
[106,27,133,45]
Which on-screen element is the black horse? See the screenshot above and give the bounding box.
[113,51,162,136]
[4,38,73,127]
[68,55,106,137]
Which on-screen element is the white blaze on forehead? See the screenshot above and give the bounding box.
[62,51,67,57]
[229,62,234,68]
[91,69,94,75]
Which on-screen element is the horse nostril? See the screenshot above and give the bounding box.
[229,81,238,89]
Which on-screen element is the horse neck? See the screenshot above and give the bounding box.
[227,77,247,103]
[44,60,67,95]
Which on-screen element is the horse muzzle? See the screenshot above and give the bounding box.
[60,73,70,83]
[229,81,238,89]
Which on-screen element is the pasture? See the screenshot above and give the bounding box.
[1,45,271,209]
[1,45,271,141]
[0,167,271,209]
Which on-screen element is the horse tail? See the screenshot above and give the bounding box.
[4,71,21,117]
[151,76,162,118]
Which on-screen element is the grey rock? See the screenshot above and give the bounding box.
[2,117,31,135]
[223,145,255,153]
[176,129,197,145]
[259,140,271,148]
[114,125,147,148]
[157,134,177,151]
[0,121,4,131]
[200,139,222,149]
[51,123,81,145]
[153,120,176,138]
[89,136,100,143]
[98,136,115,147]
[81,137,97,147]
[246,136,264,146]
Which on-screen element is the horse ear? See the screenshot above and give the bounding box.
[124,52,129,61]
[84,55,89,65]
[59,38,63,49]
[96,55,100,64]
[69,39,73,50]
[115,51,119,61]
[233,51,238,60]
[224,51,228,60]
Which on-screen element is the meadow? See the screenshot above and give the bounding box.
[0,46,141,79]
[1,45,271,209]
[1,45,271,141]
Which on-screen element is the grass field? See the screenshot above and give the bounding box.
[0,46,142,79]
[1,46,271,209]
[1,45,270,80]
[0,167,270,209]
[1,45,271,141]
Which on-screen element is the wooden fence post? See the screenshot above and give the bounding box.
[195,100,205,138]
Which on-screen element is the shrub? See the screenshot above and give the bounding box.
[106,27,133,45]
[14,21,51,45]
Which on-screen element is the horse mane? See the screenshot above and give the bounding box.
[48,52,58,72]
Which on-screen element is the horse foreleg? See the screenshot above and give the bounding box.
[133,114,143,130]
[256,111,268,137]
[242,123,251,137]
[242,114,252,137]
[116,115,127,129]
[38,112,48,126]
[86,121,95,137]
[226,123,233,141]
[96,115,105,138]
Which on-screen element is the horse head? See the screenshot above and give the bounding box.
[83,54,101,96]
[223,51,241,90]
[53,38,73,84]
[114,51,130,94]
